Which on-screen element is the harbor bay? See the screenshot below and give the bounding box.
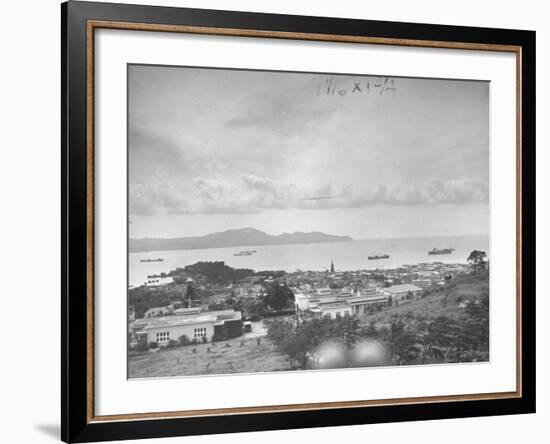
[129,234,488,288]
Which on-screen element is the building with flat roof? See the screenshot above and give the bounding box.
[412,279,432,290]
[143,305,172,318]
[297,287,389,319]
[383,283,423,305]
[134,309,242,346]
[172,307,202,316]
[144,276,174,287]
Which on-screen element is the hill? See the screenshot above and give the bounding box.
[129,227,352,253]
[366,270,489,324]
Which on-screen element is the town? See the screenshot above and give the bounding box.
[128,251,489,377]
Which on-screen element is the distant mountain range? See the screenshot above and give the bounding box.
[130,227,353,253]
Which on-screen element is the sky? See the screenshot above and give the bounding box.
[128,64,489,240]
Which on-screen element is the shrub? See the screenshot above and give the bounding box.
[134,342,149,352]
[148,341,158,349]
[202,336,208,344]
[178,335,191,346]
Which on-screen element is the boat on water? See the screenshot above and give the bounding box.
[368,254,390,260]
[140,257,164,263]
[428,248,455,255]
[233,250,256,256]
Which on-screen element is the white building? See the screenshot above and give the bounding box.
[294,292,310,311]
[297,288,389,318]
[135,309,242,346]
[144,276,174,287]
[144,305,172,318]
[412,279,432,290]
[383,284,423,305]
[347,294,390,315]
[316,301,352,319]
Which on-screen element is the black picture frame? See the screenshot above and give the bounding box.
[61,1,536,442]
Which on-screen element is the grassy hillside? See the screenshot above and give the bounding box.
[128,335,292,378]
[366,270,489,324]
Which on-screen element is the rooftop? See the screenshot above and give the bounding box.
[141,310,242,330]
[173,307,202,316]
[317,301,351,309]
[347,294,388,304]
[145,306,170,312]
[385,284,423,294]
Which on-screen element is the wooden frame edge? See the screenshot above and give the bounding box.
[515,46,523,399]
[90,391,520,423]
[86,19,95,424]
[89,19,522,52]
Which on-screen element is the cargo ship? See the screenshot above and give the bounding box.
[233,250,256,256]
[368,254,390,260]
[140,257,164,262]
[428,248,454,255]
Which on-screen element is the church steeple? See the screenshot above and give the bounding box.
[330,259,335,273]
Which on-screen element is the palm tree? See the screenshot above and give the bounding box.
[427,316,460,362]
[380,320,422,365]
[467,250,487,273]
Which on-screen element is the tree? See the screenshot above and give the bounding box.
[262,283,295,311]
[241,297,264,318]
[449,320,484,362]
[178,335,191,346]
[267,319,301,367]
[463,293,489,350]
[324,316,362,349]
[417,316,457,363]
[428,316,460,348]
[419,326,445,364]
[134,341,149,352]
[395,331,423,364]
[267,317,362,369]
[184,283,196,307]
[292,320,327,369]
[180,261,254,285]
[467,250,487,273]
[380,320,422,365]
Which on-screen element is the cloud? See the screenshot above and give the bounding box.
[130,183,189,216]
[426,178,488,205]
[128,128,188,182]
[225,107,335,135]
[346,178,487,207]
[129,175,488,216]
[224,80,337,136]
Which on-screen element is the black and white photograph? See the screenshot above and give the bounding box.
[127,65,490,378]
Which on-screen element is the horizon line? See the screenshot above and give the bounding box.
[129,227,489,242]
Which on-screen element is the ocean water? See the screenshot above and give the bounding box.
[129,235,489,287]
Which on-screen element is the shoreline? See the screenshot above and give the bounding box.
[130,233,489,255]
[129,236,489,288]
